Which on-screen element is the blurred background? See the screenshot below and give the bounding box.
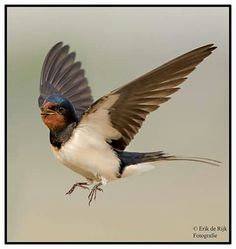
[7,6,229,242]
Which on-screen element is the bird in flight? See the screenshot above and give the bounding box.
[39,42,220,205]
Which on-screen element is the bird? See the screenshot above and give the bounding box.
[39,42,220,205]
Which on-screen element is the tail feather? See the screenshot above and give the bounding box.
[161,155,221,167]
[117,150,221,177]
[117,150,221,167]
[141,151,221,167]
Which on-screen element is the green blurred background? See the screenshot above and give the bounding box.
[7,7,229,242]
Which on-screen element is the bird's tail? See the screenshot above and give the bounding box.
[121,151,221,177]
[139,151,221,167]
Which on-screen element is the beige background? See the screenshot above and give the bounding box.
[7,7,229,242]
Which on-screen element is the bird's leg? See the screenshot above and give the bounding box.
[66,182,90,195]
[88,183,103,205]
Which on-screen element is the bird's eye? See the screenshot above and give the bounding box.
[50,106,56,111]
[59,107,65,113]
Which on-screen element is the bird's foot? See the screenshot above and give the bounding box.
[88,183,103,206]
[66,182,90,195]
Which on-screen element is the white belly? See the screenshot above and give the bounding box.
[51,125,120,182]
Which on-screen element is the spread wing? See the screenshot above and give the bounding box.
[80,44,216,151]
[38,42,93,118]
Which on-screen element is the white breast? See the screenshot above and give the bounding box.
[51,124,120,183]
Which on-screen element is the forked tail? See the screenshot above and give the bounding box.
[139,151,221,167]
[117,150,221,177]
[119,151,222,178]
[159,155,221,166]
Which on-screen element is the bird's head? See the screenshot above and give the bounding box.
[40,95,77,131]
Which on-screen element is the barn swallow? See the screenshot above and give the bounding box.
[39,42,220,205]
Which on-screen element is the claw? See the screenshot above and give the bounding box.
[88,183,103,205]
[66,182,90,195]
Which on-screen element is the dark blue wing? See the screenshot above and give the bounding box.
[38,42,93,118]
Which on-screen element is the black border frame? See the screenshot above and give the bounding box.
[4,4,232,244]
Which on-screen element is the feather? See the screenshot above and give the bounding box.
[81,44,216,150]
[38,42,93,118]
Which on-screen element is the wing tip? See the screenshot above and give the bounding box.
[51,41,64,51]
[51,41,72,54]
[201,43,217,53]
[56,41,63,46]
[208,44,217,52]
